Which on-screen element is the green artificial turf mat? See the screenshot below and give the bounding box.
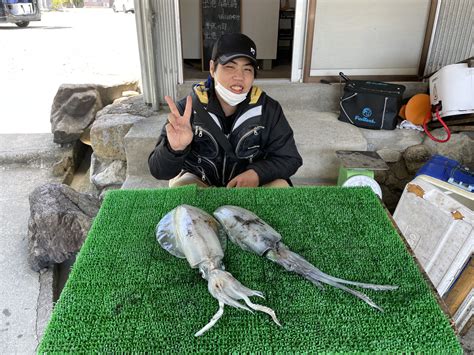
[39,186,461,353]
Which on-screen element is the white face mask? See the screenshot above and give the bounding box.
[214,79,248,106]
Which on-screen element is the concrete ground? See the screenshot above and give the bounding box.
[0,152,62,353]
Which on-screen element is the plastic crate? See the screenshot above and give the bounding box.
[416,154,474,192]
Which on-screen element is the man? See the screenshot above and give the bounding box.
[148,33,302,188]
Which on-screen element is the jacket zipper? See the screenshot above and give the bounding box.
[196,166,210,184]
[197,154,220,183]
[234,126,264,159]
[222,154,227,186]
[228,162,238,182]
[194,125,219,158]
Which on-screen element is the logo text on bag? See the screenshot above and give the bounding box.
[354,107,375,124]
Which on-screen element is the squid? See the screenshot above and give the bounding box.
[213,205,399,312]
[156,204,280,336]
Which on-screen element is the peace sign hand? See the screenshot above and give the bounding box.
[165,95,193,152]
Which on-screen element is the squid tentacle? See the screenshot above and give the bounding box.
[270,244,398,290]
[194,301,225,337]
[305,267,398,291]
[209,280,254,313]
[239,294,281,326]
[196,268,280,336]
[227,282,265,299]
[225,284,281,326]
[267,245,397,311]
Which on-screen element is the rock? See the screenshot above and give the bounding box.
[375,159,414,212]
[359,128,423,152]
[90,153,127,189]
[377,149,401,163]
[50,82,140,144]
[90,113,145,161]
[122,90,140,97]
[52,156,73,177]
[403,144,432,174]
[27,183,101,271]
[374,169,388,184]
[96,81,140,105]
[51,85,104,144]
[96,95,156,119]
[423,131,474,166]
[392,159,410,180]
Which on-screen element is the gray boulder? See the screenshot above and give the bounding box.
[423,131,474,166]
[96,81,140,105]
[360,128,423,152]
[27,183,101,271]
[96,94,155,119]
[377,148,401,163]
[403,144,432,174]
[90,153,127,189]
[50,82,140,144]
[90,113,145,161]
[51,85,104,144]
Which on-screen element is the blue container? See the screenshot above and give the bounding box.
[416,154,474,191]
[4,0,19,4]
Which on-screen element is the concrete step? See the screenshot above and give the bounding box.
[123,81,427,189]
[0,133,75,168]
[177,81,429,113]
[123,114,169,189]
[123,109,392,188]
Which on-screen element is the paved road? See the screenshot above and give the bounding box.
[0,8,141,134]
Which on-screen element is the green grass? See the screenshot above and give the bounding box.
[39,186,461,353]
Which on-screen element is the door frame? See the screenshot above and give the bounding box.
[290,0,308,82]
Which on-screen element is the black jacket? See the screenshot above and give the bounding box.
[148,82,302,186]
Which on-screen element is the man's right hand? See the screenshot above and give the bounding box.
[165,95,193,152]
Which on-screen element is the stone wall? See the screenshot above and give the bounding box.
[50,83,474,211]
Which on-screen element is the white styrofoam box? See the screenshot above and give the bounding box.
[393,175,474,298]
[420,174,474,210]
[453,289,473,333]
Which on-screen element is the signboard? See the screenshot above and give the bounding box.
[201,0,241,71]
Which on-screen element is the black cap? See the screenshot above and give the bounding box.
[211,33,257,66]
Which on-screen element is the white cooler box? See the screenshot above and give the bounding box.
[393,174,473,331]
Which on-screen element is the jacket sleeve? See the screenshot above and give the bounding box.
[247,99,302,185]
[148,99,191,180]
